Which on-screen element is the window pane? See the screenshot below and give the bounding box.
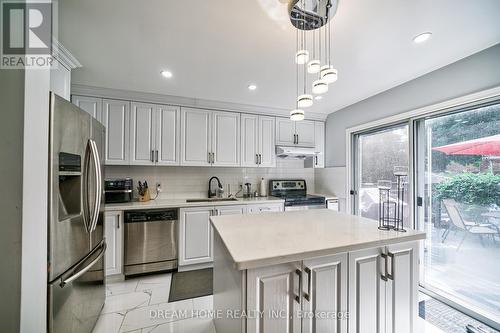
[420,102,500,324]
[355,125,410,225]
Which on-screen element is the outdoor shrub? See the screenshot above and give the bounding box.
[435,172,500,206]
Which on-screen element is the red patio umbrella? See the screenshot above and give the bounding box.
[432,134,500,156]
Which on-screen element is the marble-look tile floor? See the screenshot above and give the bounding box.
[94,273,447,333]
[93,273,216,333]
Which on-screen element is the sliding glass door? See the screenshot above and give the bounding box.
[353,124,410,221]
[415,102,500,326]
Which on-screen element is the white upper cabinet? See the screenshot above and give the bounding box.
[212,111,240,167]
[241,114,275,167]
[181,108,212,166]
[276,117,315,147]
[295,120,316,147]
[276,118,296,146]
[130,102,156,165]
[241,114,259,167]
[314,121,325,168]
[102,99,130,165]
[72,95,102,122]
[258,116,276,167]
[130,103,180,166]
[155,105,180,165]
[181,108,240,167]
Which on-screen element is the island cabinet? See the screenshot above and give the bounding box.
[213,234,419,333]
[349,242,419,333]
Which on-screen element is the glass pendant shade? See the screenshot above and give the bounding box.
[307,59,321,74]
[320,65,338,84]
[290,109,305,121]
[312,79,328,94]
[297,94,313,108]
[295,50,309,64]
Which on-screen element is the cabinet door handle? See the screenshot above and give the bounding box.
[304,267,312,301]
[258,154,262,165]
[387,252,395,280]
[294,269,302,304]
[211,152,215,164]
[155,150,159,163]
[380,253,388,281]
[117,215,120,229]
[255,154,258,165]
[151,150,154,162]
[315,155,318,165]
[208,152,211,164]
[296,134,299,144]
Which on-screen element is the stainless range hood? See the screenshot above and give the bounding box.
[276,146,317,159]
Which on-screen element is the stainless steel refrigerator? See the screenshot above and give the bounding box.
[47,93,106,333]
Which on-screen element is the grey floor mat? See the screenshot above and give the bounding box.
[168,268,213,302]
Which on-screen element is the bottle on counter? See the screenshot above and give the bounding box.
[259,177,267,197]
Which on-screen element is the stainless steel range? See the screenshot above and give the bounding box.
[269,179,326,211]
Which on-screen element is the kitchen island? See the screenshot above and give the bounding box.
[210,209,426,333]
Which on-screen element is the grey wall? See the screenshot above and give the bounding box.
[325,43,500,167]
[0,70,24,332]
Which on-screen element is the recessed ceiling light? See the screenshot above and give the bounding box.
[413,32,432,44]
[315,96,323,100]
[161,70,173,78]
[248,84,257,91]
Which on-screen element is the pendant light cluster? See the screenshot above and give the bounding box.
[290,0,338,121]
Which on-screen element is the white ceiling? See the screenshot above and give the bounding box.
[60,0,500,115]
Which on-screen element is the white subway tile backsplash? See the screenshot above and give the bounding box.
[105,160,315,199]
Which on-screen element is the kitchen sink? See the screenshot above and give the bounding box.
[186,197,239,203]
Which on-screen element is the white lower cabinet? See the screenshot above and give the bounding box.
[179,207,213,267]
[104,211,123,276]
[179,205,246,268]
[247,262,302,333]
[349,242,419,333]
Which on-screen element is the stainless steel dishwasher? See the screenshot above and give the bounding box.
[124,209,178,276]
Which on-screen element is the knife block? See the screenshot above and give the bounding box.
[138,188,151,202]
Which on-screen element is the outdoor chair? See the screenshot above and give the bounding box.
[441,199,499,250]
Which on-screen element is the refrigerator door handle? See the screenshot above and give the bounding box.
[60,240,106,287]
[88,139,102,232]
[82,141,92,232]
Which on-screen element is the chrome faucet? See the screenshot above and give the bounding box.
[208,176,223,198]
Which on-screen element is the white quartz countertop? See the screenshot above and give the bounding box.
[104,196,284,211]
[210,209,425,270]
